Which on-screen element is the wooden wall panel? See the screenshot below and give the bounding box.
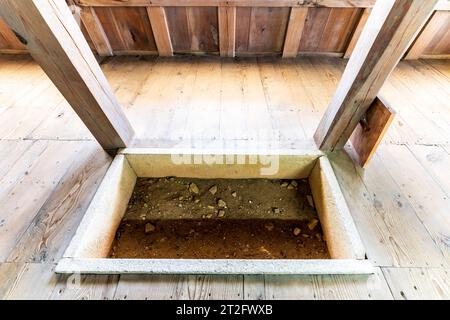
[0,18,26,53]
[95,7,157,54]
[422,12,450,56]
[0,3,448,58]
[299,8,361,54]
[236,7,290,54]
[165,7,219,53]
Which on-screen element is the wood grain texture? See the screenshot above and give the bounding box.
[0,0,135,150]
[73,0,378,7]
[282,7,308,58]
[382,268,450,300]
[236,7,290,54]
[408,11,450,59]
[344,8,371,58]
[218,6,236,57]
[147,7,173,56]
[0,56,449,299]
[80,7,113,56]
[165,6,219,53]
[348,97,396,167]
[314,0,438,151]
[95,6,157,54]
[0,18,26,51]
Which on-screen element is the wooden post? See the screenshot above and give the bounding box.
[147,6,173,57]
[80,6,113,56]
[218,6,236,58]
[0,0,134,151]
[282,7,308,58]
[314,0,438,152]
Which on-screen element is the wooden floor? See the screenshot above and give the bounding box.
[0,55,449,299]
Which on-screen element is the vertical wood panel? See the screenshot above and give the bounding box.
[0,18,26,52]
[218,6,236,57]
[166,7,219,53]
[95,7,157,53]
[318,8,361,53]
[147,7,173,56]
[409,11,450,58]
[299,8,332,52]
[282,7,308,58]
[80,7,113,56]
[236,7,290,54]
[344,8,371,59]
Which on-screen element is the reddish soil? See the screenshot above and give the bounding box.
[109,178,330,259]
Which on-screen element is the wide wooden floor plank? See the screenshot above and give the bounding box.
[264,268,392,300]
[382,267,450,300]
[114,275,243,300]
[329,150,447,268]
[6,142,111,263]
[1,263,58,300]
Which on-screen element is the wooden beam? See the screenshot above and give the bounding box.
[73,0,450,9]
[218,6,236,57]
[282,7,308,58]
[314,0,438,152]
[74,0,378,8]
[80,7,113,56]
[146,7,173,57]
[405,11,448,60]
[348,96,395,167]
[343,8,371,59]
[0,0,134,150]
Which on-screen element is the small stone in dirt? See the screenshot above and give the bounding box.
[207,205,215,210]
[280,181,289,188]
[291,180,298,187]
[178,196,184,201]
[209,185,218,195]
[145,223,156,234]
[188,183,199,194]
[231,191,237,197]
[306,195,314,208]
[265,222,274,231]
[293,227,301,236]
[194,198,200,204]
[169,177,175,181]
[143,203,148,208]
[217,199,227,208]
[272,207,280,214]
[308,218,319,231]
[218,209,225,217]
[287,184,295,190]
[206,213,213,219]
[315,233,322,241]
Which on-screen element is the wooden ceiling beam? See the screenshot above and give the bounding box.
[74,0,378,8]
[314,0,438,152]
[0,0,134,151]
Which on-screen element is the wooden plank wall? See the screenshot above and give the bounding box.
[0,0,449,59]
